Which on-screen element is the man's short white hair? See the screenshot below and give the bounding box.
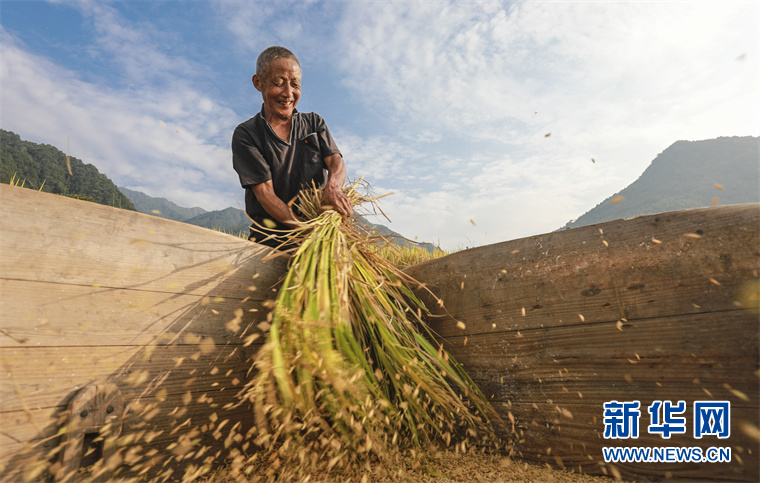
[256,46,300,79]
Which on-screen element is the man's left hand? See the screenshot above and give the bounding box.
[322,186,353,218]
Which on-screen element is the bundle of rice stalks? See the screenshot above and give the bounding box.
[236,181,506,481]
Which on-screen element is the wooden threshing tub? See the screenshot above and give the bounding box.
[1,183,758,481]
[406,202,759,481]
[1,185,288,481]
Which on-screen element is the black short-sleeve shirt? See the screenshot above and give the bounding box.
[231,105,341,230]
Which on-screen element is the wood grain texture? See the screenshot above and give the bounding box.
[0,185,287,481]
[0,279,272,348]
[406,203,760,481]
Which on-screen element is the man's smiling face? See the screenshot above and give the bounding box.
[254,57,302,123]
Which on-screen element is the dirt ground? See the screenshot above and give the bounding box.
[374,451,613,483]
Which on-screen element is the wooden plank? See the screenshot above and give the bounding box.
[406,204,760,481]
[0,185,288,480]
[408,204,759,338]
[449,311,758,404]
[0,389,257,455]
[0,279,273,348]
[0,185,286,351]
[451,311,759,481]
[0,341,264,479]
[0,184,286,297]
[1,343,261,415]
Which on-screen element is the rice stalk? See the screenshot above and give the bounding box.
[237,180,506,481]
[369,241,449,270]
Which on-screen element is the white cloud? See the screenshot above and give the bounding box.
[328,1,758,248]
[212,0,337,64]
[358,152,622,249]
[337,132,439,187]
[76,1,206,88]
[1,21,240,211]
[337,1,758,142]
[335,127,624,249]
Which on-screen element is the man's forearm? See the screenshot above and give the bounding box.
[324,153,347,193]
[322,154,352,217]
[252,181,300,228]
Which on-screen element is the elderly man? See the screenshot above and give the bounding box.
[232,46,352,247]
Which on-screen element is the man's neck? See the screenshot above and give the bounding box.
[263,109,292,143]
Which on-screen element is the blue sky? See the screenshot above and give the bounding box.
[2,1,758,250]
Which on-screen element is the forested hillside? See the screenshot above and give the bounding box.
[0,130,135,210]
[119,186,206,222]
[119,186,440,249]
[183,207,251,235]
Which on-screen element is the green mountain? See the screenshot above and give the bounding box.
[356,216,440,253]
[183,207,251,235]
[119,185,439,249]
[117,186,250,235]
[117,183,439,249]
[118,186,207,222]
[0,129,136,210]
[562,136,759,229]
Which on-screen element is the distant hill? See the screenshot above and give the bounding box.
[562,136,759,229]
[184,207,251,235]
[0,129,136,210]
[357,216,440,252]
[118,186,246,233]
[119,186,440,249]
[118,186,207,222]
